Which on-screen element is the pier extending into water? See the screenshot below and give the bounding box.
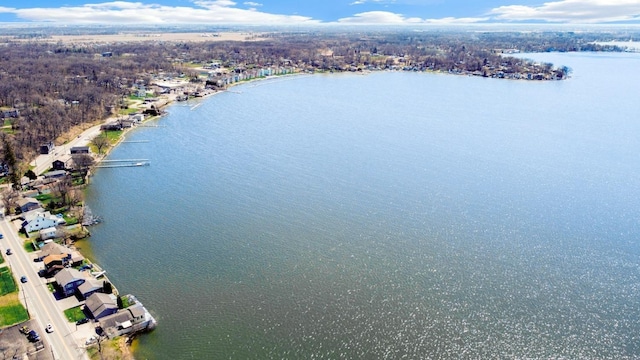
[96,159,150,168]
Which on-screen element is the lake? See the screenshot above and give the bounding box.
[85,51,640,359]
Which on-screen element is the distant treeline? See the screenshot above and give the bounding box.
[0,29,632,165]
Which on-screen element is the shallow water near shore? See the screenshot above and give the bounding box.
[85,52,640,359]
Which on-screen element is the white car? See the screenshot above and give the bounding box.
[45,324,53,333]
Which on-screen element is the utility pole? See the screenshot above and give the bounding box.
[22,284,29,317]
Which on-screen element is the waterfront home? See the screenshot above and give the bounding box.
[17,198,42,213]
[43,254,68,277]
[98,303,155,339]
[70,146,90,155]
[54,268,87,298]
[39,227,59,241]
[40,242,72,258]
[100,122,123,131]
[129,113,145,123]
[22,211,65,233]
[40,242,85,276]
[77,278,106,300]
[85,293,118,320]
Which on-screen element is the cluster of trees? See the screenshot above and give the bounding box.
[0,28,633,167]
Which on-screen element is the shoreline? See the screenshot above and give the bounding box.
[66,63,561,358]
[76,72,306,359]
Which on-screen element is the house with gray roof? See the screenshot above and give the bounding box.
[85,293,118,320]
[54,268,86,297]
[17,198,42,213]
[78,278,105,300]
[98,302,156,339]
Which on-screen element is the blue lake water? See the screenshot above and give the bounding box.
[85,51,640,359]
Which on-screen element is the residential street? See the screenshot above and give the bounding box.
[31,124,103,176]
[1,219,89,360]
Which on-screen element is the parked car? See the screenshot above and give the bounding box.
[45,324,53,333]
[19,325,30,334]
[0,233,4,239]
[5,248,11,255]
[76,318,89,325]
[20,276,27,283]
[27,330,40,342]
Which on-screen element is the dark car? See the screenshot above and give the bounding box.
[5,248,11,255]
[20,276,27,283]
[76,318,90,325]
[27,330,40,342]
[0,233,3,239]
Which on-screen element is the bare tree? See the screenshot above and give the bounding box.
[72,154,94,176]
[50,177,72,208]
[91,133,110,155]
[1,188,20,215]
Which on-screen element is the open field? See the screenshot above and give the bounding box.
[14,32,266,44]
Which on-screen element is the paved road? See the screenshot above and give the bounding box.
[0,219,89,360]
[31,125,103,176]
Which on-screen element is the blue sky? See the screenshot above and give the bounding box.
[1,0,640,24]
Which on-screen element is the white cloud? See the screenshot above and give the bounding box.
[243,2,263,7]
[337,11,487,25]
[349,0,395,5]
[424,17,490,24]
[338,11,416,24]
[0,1,319,24]
[490,0,640,23]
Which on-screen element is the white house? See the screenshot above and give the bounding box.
[39,227,59,240]
[22,211,65,233]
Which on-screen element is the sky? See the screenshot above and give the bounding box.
[1,0,640,25]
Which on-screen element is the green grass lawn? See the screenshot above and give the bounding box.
[0,267,17,296]
[118,107,139,115]
[64,305,86,322]
[23,240,37,253]
[0,267,28,326]
[104,130,124,144]
[0,295,29,327]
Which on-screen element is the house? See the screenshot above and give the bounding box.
[17,198,42,213]
[129,114,145,123]
[39,227,59,240]
[1,109,19,118]
[120,119,135,128]
[52,155,72,170]
[22,211,65,233]
[40,242,69,257]
[43,170,67,180]
[40,242,85,277]
[43,254,68,277]
[100,122,123,131]
[22,189,39,198]
[39,141,55,155]
[78,278,105,300]
[54,268,86,297]
[70,146,90,155]
[98,303,155,339]
[85,293,118,319]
